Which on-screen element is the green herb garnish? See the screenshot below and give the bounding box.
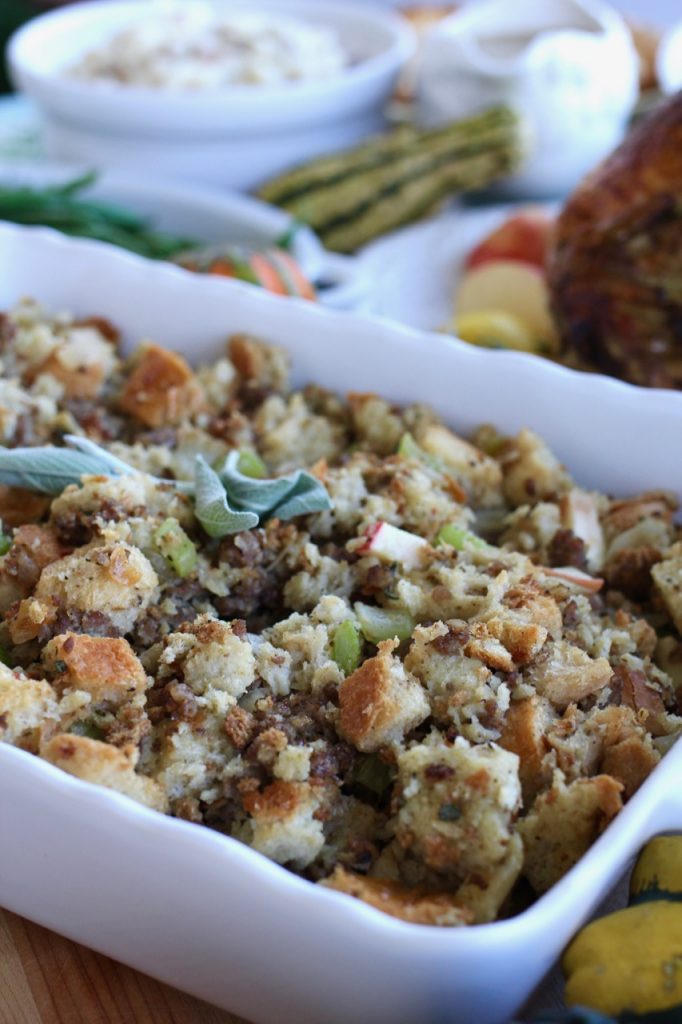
[217,451,331,522]
[438,803,462,822]
[236,448,268,479]
[193,456,259,538]
[0,437,332,539]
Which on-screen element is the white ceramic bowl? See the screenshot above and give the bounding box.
[7,0,415,190]
[0,222,681,1024]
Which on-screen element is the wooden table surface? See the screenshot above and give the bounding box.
[0,909,250,1024]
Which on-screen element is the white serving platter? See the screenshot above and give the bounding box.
[361,202,527,331]
[0,158,366,310]
[0,222,680,1024]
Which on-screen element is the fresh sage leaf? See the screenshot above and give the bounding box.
[219,451,292,516]
[219,451,331,521]
[0,445,123,494]
[193,455,258,538]
[63,434,142,476]
[273,472,332,520]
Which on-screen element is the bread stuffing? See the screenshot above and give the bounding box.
[0,298,680,927]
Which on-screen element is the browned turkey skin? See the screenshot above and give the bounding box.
[549,93,682,388]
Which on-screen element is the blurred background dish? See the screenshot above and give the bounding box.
[0,159,368,309]
[7,0,415,189]
[657,18,682,94]
[416,0,640,197]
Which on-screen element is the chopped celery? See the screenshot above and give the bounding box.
[353,753,393,796]
[69,719,105,741]
[397,432,441,473]
[354,602,415,644]
[237,448,268,479]
[436,524,487,551]
[332,619,362,676]
[0,532,11,556]
[153,517,197,578]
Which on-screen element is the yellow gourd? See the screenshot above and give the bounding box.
[562,835,682,1021]
[630,836,682,904]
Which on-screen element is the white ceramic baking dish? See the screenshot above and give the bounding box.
[0,223,680,1024]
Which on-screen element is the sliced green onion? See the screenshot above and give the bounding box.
[354,602,415,644]
[332,619,362,676]
[153,517,198,578]
[353,753,394,796]
[436,524,488,551]
[0,532,11,556]
[237,448,268,479]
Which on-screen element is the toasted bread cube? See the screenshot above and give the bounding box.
[499,579,563,638]
[396,734,521,881]
[178,615,256,699]
[338,640,429,752]
[585,704,660,798]
[485,616,548,665]
[525,641,612,709]
[499,696,555,805]
[322,866,472,927]
[560,489,605,572]
[9,541,159,643]
[41,733,167,812]
[465,621,515,672]
[416,423,503,505]
[43,633,147,705]
[501,428,571,507]
[601,734,659,798]
[347,392,404,455]
[652,545,682,634]
[32,326,117,400]
[120,343,204,428]
[519,774,623,893]
[228,334,290,391]
[0,485,50,528]
[0,524,63,613]
[0,663,57,748]
[242,780,325,869]
[454,832,524,924]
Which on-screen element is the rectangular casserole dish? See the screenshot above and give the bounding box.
[0,222,680,1024]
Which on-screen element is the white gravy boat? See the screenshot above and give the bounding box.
[418,0,639,197]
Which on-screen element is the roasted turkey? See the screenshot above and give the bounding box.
[549,92,682,388]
